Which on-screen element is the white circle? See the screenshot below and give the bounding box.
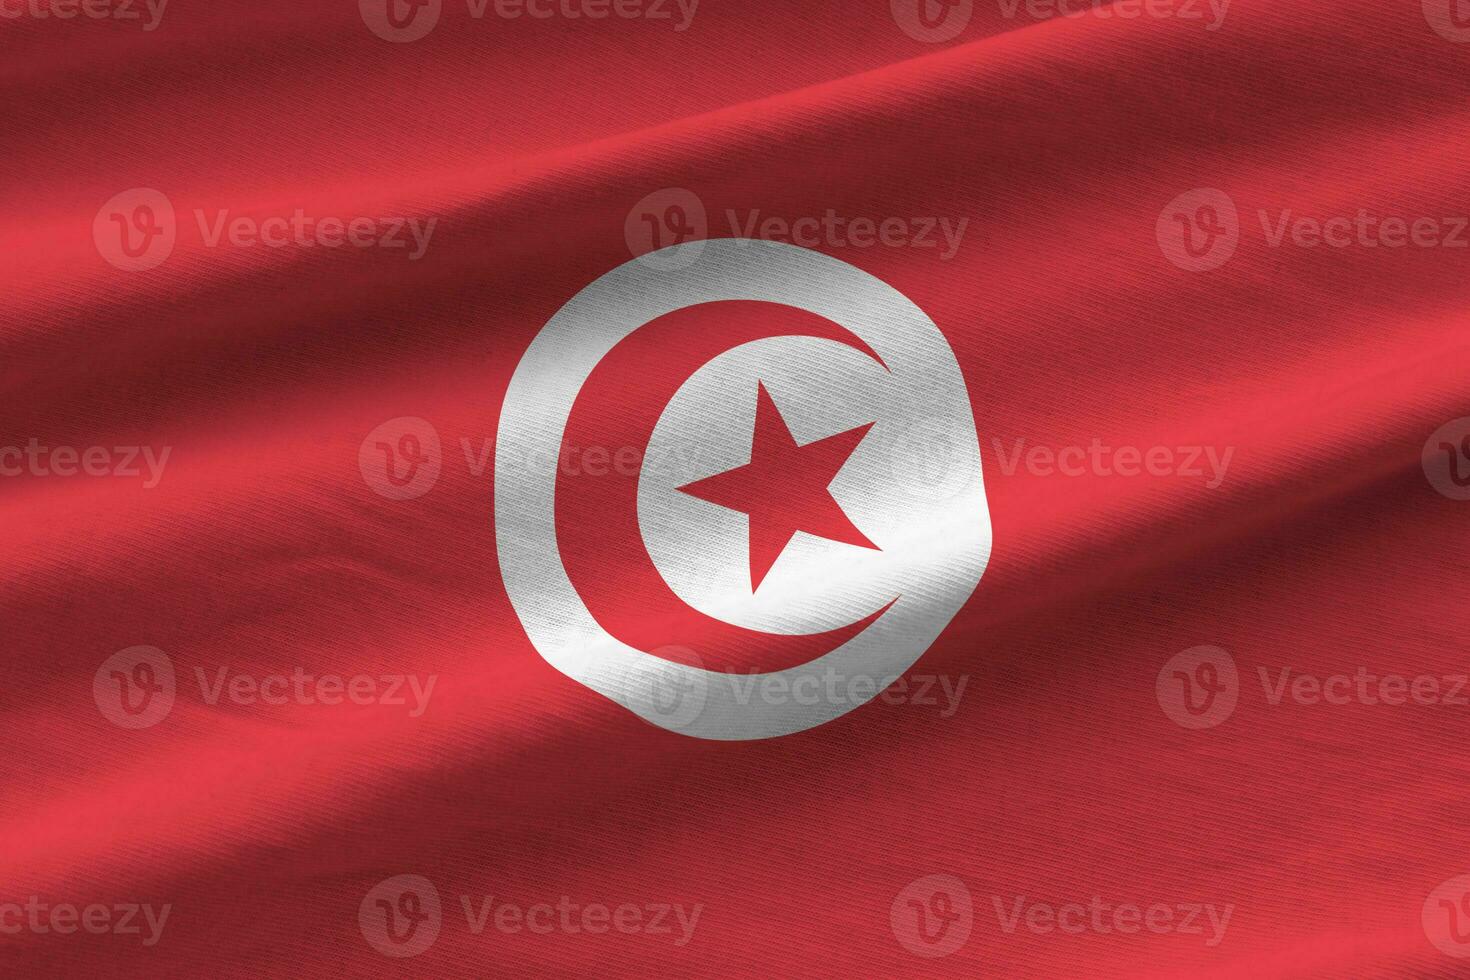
[495,239,990,740]
[885,410,980,504]
[606,646,710,734]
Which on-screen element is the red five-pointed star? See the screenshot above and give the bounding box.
[677,382,880,593]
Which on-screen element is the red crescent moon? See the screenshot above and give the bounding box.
[555,299,892,674]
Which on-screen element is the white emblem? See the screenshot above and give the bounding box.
[496,240,989,739]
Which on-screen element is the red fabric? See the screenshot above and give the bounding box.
[4,0,1470,976]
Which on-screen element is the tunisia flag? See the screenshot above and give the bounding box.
[5,0,1470,975]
